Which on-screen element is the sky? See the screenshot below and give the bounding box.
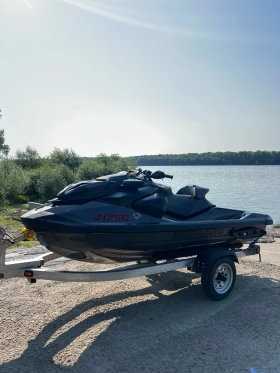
[0,0,279,157]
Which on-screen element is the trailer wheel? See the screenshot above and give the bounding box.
[201,257,236,301]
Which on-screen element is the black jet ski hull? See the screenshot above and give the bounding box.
[22,203,272,263]
[36,227,264,263]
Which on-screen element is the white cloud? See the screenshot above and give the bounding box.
[60,0,224,41]
[60,0,278,44]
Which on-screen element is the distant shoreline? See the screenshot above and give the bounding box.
[123,151,280,166]
[136,164,280,167]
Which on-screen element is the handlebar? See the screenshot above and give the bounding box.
[150,170,173,180]
[132,168,173,181]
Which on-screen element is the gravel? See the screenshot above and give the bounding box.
[0,244,280,373]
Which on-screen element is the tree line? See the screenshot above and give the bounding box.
[126,151,280,166]
[0,129,134,205]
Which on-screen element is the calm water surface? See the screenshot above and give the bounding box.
[141,166,280,223]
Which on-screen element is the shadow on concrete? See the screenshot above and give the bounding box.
[1,271,280,373]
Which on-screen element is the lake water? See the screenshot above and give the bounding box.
[140,165,280,223]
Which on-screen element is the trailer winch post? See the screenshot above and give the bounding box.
[0,231,26,264]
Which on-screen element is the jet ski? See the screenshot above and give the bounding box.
[21,169,273,263]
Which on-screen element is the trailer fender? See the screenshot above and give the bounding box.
[193,248,238,273]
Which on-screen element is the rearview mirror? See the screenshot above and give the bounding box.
[151,171,165,179]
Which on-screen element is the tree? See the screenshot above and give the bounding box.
[36,164,74,202]
[0,159,27,203]
[49,148,81,171]
[0,129,10,158]
[15,146,42,169]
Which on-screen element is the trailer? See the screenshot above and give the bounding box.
[0,225,262,301]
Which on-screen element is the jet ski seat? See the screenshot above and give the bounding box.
[162,186,213,219]
[177,185,209,199]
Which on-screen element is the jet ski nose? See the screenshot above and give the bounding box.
[266,215,273,226]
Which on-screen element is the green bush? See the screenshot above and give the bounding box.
[0,150,135,204]
[76,160,104,180]
[0,129,10,158]
[36,165,75,202]
[49,148,81,171]
[57,164,76,185]
[15,146,42,169]
[77,154,134,181]
[0,159,28,203]
[96,153,132,171]
[8,194,29,204]
[25,164,75,202]
[25,169,41,201]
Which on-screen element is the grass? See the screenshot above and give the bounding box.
[0,214,24,232]
[0,203,29,211]
[0,203,29,231]
[14,241,40,248]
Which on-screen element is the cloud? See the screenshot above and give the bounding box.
[60,0,277,44]
[60,0,223,41]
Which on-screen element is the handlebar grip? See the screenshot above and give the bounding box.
[165,174,173,179]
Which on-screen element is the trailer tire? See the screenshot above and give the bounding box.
[201,257,236,301]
